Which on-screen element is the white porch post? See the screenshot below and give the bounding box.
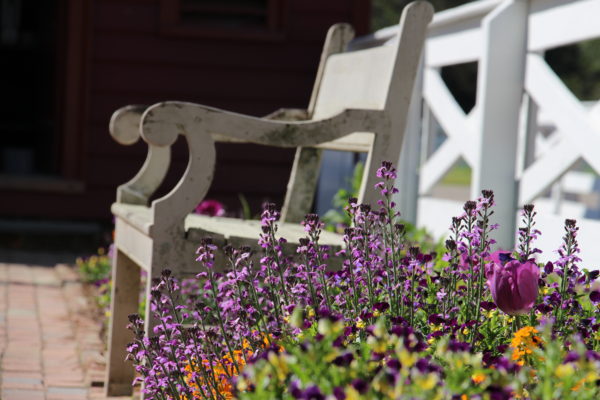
[472,0,529,249]
[395,56,424,225]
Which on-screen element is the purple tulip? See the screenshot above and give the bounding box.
[487,251,539,315]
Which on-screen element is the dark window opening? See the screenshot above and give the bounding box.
[0,1,59,176]
[181,0,268,28]
[160,0,284,40]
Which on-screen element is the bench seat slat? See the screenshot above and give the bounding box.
[112,203,344,247]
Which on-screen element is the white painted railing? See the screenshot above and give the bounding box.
[352,0,600,267]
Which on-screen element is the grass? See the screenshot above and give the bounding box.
[440,162,471,186]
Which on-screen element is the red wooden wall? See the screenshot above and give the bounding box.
[0,0,370,221]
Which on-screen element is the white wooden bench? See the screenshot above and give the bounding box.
[104,1,433,396]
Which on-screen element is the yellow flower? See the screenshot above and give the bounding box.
[415,373,438,390]
[399,349,417,367]
[268,352,288,381]
[345,387,360,400]
[554,364,574,379]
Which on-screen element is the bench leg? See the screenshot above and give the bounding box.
[142,266,160,340]
[105,249,141,396]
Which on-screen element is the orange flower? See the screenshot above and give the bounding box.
[510,326,543,366]
[471,373,485,384]
[183,332,280,399]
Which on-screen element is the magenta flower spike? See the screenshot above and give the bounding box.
[487,251,539,315]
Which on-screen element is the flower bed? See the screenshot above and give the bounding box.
[125,162,600,400]
[76,247,115,340]
[75,199,229,328]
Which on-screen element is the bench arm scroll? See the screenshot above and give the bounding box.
[109,105,171,205]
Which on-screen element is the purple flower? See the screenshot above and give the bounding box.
[303,385,325,400]
[194,199,225,216]
[333,387,345,400]
[487,251,539,315]
[351,378,368,394]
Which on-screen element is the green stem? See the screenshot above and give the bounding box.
[208,270,241,375]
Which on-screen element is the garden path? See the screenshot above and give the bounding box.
[0,263,131,400]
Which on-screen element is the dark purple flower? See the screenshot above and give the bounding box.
[428,314,445,325]
[586,350,600,361]
[536,303,553,313]
[448,340,471,353]
[487,385,514,400]
[332,352,354,366]
[373,301,389,313]
[564,351,579,363]
[351,378,368,394]
[290,380,303,398]
[333,387,345,400]
[303,385,324,400]
[386,358,401,371]
[487,251,539,315]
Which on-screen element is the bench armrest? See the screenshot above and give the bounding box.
[138,101,388,233]
[263,108,309,121]
[110,105,170,205]
[141,101,387,148]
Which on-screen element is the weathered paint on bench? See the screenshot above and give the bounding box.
[105,2,434,396]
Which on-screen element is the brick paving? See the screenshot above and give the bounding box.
[0,263,132,400]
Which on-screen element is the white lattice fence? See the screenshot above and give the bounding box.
[354,0,600,267]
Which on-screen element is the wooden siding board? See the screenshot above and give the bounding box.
[0,0,367,221]
[92,1,158,34]
[91,1,357,41]
[0,189,116,219]
[0,189,284,220]
[92,34,321,72]
[290,0,351,13]
[89,62,314,100]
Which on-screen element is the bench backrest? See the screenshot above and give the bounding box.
[281,1,433,222]
[312,45,396,120]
